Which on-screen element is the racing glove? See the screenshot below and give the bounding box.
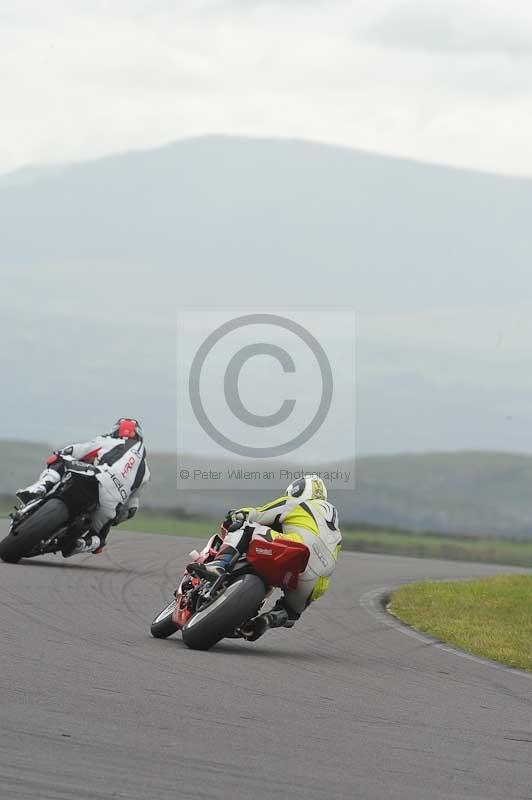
[113,503,137,526]
[222,510,248,532]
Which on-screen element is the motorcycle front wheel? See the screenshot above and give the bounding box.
[0,499,69,563]
[150,599,179,639]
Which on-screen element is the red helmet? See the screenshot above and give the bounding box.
[110,418,143,440]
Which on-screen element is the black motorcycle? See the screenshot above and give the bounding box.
[0,457,101,563]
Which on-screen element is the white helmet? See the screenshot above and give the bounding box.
[286,474,327,501]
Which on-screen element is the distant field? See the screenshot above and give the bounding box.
[5,442,532,537]
[340,528,532,567]
[3,504,532,568]
[125,513,532,568]
[0,504,218,538]
[125,513,218,538]
[389,576,532,672]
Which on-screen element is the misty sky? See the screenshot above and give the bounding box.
[2,0,532,176]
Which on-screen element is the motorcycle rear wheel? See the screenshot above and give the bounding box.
[182,573,266,651]
[0,499,69,563]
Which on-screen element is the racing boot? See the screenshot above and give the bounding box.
[16,468,61,505]
[62,534,101,558]
[91,522,111,554]
[187,545,238,582]
[16,485,48,505]
[241,607,290,642]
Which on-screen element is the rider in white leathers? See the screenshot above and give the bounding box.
[16,418,150,556]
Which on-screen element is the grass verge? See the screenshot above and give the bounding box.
[124,513,218,538]
[2,503,532,569]
[389,576,532,672]
[126,515,532,568]
[340,529,532,567]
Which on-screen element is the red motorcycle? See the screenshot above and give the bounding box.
[150,525,309,651]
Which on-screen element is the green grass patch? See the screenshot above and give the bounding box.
[127,515,532,568]
[0,504,218,538]
[124,513,218,538]
[79,511,532,568]
[389,575,532,672]
[340,529,532,567]
[3,501,532,569]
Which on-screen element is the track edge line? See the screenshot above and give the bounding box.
[359,585,532,681]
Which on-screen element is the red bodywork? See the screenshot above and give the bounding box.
[171,537,310,628]
[246,538,309,590]
[81,448,102,464]
[174,590,196,628]
[172,544,220,628]
[47,447,102,466]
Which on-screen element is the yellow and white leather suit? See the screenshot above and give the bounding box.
[224,495,342,616]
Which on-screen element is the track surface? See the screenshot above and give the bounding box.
[1,524,532,800]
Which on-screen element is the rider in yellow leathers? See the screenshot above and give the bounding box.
[191,474,342,640]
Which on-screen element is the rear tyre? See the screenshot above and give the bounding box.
[182,574,266,651]
[0,499,69,563]
[150,599,179,639]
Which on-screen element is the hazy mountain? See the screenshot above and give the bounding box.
[2,441,532,538]
[1,136,531,455]
[3,136,531,309]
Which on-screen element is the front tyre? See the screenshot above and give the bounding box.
[150,599,179,639]
[182,574,266,651]
[0,499,69,563]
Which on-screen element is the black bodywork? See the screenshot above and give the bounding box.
[6,465,100,558]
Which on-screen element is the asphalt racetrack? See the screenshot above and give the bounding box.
[1,524,531,800]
